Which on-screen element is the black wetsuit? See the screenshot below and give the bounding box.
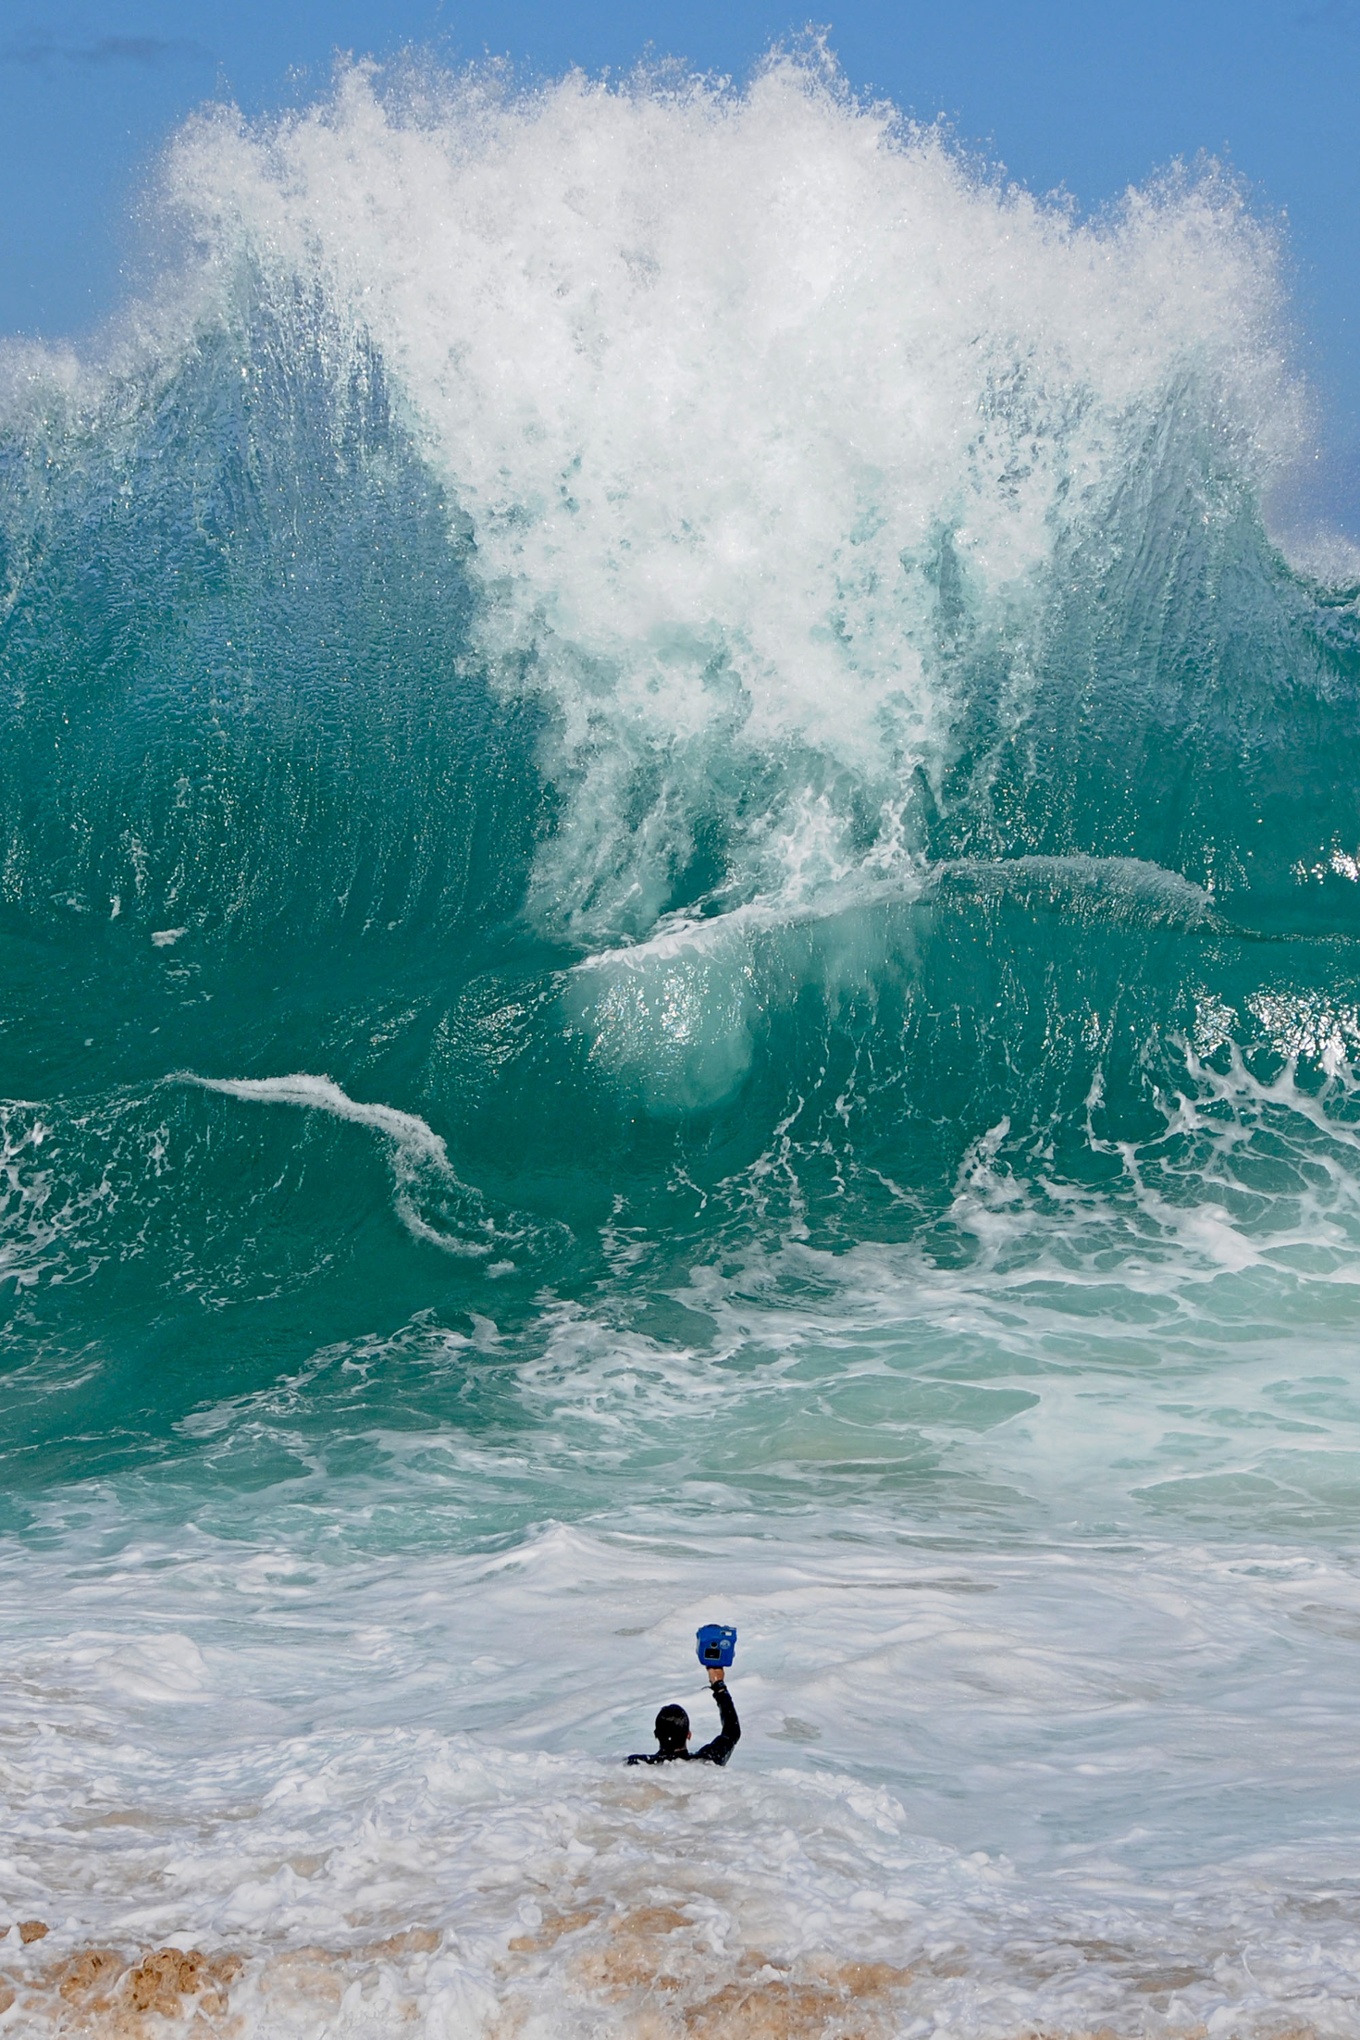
[626,1680,741,1766]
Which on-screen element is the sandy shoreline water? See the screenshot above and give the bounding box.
[2,1923,921,2038]
[0,1917,1252,2040]
[0,1888,1346,2039]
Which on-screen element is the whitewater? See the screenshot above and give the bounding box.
[2,45,1360,2038]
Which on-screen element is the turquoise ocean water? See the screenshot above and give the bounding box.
[3,52,1360,2037]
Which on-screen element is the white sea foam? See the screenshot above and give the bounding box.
[7,1112,1360,2030]
[3,1514,1360,2035]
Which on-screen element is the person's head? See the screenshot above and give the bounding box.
[654,1703,690,1754]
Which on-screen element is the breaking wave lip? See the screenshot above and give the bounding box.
[575,853,1220,974]
[175,1073,501,1260]
[573,872,926,973]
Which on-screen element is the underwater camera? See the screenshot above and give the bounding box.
[696,1624,737,1669]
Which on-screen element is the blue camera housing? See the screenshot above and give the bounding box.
[696,1623,737,1669]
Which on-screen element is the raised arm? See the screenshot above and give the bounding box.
[693,1668,741,1766]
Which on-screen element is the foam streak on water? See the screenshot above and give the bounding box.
[1,43,1360,2040]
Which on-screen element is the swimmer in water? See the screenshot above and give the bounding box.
[626,1663,741,1766]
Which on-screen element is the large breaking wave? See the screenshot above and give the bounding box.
[2,57,1359,1324]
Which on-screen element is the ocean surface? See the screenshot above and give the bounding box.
[3,50,1360,2038]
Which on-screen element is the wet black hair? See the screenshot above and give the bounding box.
[654,1703,689,1751]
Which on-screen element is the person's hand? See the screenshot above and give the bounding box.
[708,1665,726,1685]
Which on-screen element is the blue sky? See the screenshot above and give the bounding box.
[3,1,1358,520]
